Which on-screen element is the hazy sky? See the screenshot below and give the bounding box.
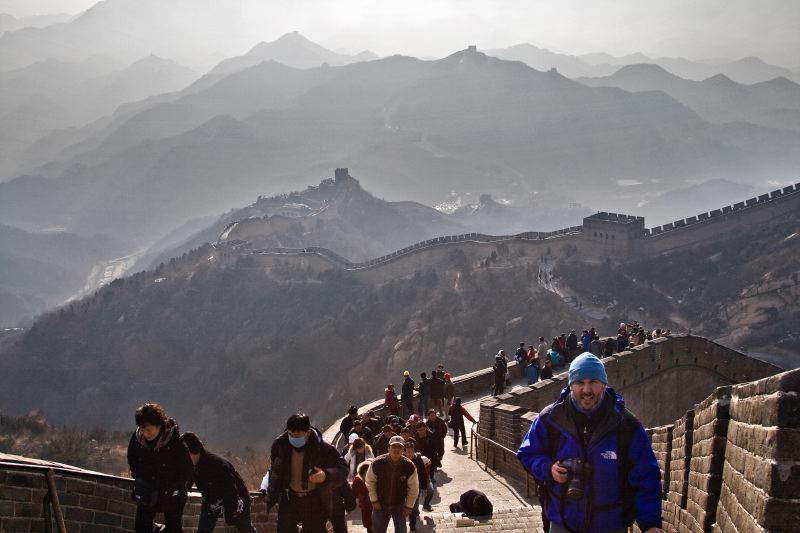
[2,0,798,67]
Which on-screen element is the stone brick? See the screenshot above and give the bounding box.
[732,368,800,399]
[727,419,800,460]
[79,494,107,511]
[1,517,32,532]
[65,478,96,496]
[57,492,80,506]
[0,500,13,515]
[724,441,800,498]
[6,473,44,490]
[81,523,110,533]
[92,510,122,527]
[106,497,136,516]
[0,486,32,502]
[730,390,800,428]
[64,506,94,523]
[13,502,41,518]
[93,483,128,501]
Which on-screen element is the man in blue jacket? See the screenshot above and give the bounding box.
[517,353,662,533]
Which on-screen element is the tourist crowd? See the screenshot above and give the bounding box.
[492,321,672,393]
[126,321,671,533]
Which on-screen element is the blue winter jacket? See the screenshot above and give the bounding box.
[517,387,662,532]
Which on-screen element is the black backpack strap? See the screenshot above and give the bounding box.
[535,413,562,511]
[617,408,640,527]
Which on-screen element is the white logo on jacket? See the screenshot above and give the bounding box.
[601,450,618,460]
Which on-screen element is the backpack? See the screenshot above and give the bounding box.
[537,408,639,530]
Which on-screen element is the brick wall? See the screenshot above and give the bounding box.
[650,424,673,499]
[665,409,694,532]
[0,465,274,533]
[686,386,731,533]
[713,369,800,533]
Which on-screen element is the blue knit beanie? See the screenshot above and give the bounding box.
[568,352,608,385]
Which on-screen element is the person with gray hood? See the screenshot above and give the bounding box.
[127,403,193,533]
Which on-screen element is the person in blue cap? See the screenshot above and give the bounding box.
[516,353,663,533]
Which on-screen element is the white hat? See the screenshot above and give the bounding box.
[348,433,359,444]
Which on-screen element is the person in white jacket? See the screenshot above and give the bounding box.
[344,435,374,482]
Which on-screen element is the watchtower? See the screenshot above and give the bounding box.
[334,168,349,182]
[581,212,645,262]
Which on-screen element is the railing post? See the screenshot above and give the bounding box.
[45,468,67,533]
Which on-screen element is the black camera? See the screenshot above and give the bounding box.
[559,458,591,501]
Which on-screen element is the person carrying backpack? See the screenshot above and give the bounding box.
[516,353,662,533]
[514,342,528,377]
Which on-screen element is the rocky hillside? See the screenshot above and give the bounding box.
[0,242,585,449]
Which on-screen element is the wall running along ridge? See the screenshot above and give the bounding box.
[216,183,800,280]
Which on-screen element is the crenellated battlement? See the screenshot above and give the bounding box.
[218,181,800,277]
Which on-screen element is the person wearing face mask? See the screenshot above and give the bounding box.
[263,413,348,533]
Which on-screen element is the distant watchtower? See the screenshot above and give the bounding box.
[581,212,645,262]
[334,168,349,182]
[467,45,477,53]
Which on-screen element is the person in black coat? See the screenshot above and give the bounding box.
[127,403,193,533]
[263,413,348,533]
[416,372,431,415]
[429,370,446,416]
[492,351,508,396]
[401,372,415,417]
[181,433,255,533]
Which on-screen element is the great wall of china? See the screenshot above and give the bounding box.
[2,174,798,531]
[3,336,796,532]
[217,178,800,285]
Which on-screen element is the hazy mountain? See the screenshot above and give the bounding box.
[0,0,256,72]
[487,44,800,84]
[0,13,75,34]
[578,52,652,66]
[582,52,800,84]
[0,223,124,326]
[2,49,798,253]
[652,56,800,85]
[484,43,619,78]
[0,55,199,179]
[210,31,378,76]
[450,194,590,235]
[577,64,800,132]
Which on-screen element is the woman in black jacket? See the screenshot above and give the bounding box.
[127,403,193,533]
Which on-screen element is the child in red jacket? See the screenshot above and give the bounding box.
[350,460,374,533]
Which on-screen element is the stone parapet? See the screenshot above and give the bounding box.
[714,369,800,533]
[650,424,674,499]
[686,385,732,532]
[667,409,694,512]
[0,464,274,532]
